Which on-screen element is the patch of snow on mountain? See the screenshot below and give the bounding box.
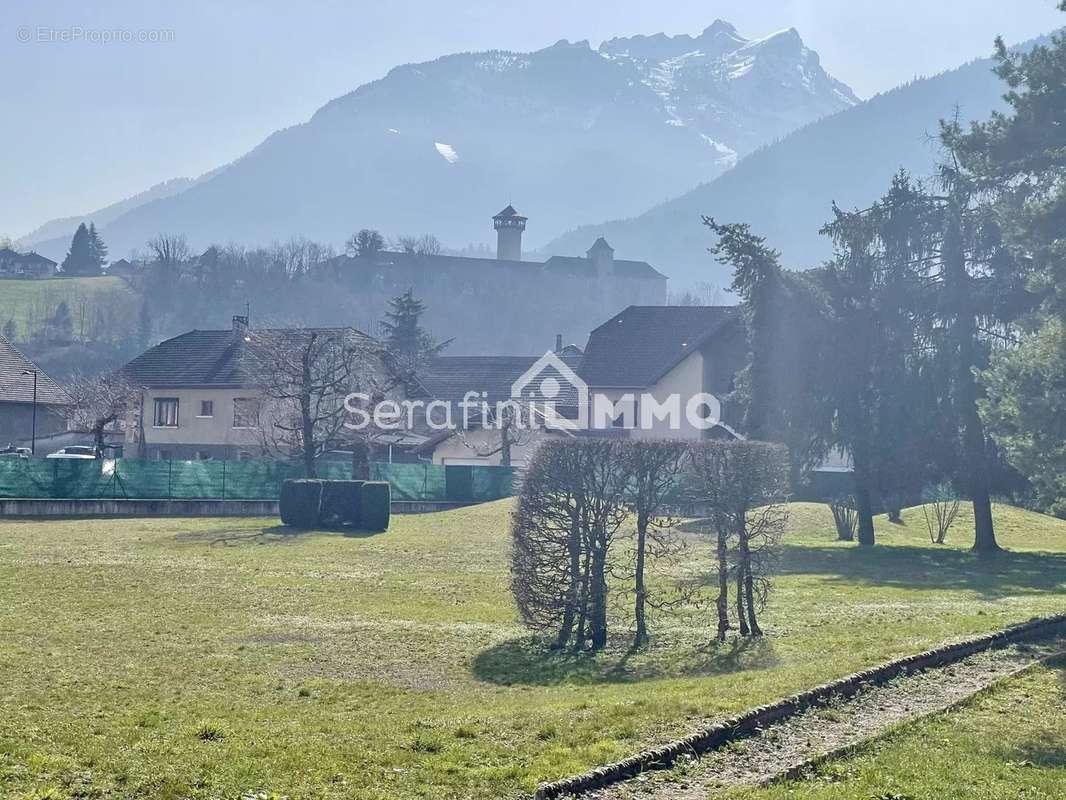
[475,54,531,72]
[700,135,738,167]
[434,142,459,163]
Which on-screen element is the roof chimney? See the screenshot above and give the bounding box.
[555,333,563,352]
[232,315,249,333]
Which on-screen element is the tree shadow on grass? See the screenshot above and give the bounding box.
[776,543,1066,599]
[472,633,777,686]
[174,524,384,547]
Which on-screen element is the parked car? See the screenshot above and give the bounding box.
[0,446,30,459]
[45,446,98,460]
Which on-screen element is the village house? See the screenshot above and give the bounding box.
[411,344,585,466]
[0,248,58,278]
[579,305,746,439]
[121,316,397,460]
[413,306,747,466]
[0,335,69,448]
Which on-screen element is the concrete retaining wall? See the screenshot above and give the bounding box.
[0,498,475,518]
[0,498,280,517]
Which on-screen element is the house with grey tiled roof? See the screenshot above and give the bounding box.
[410,305,748,465]
[577,305,746,439]
[410,347,585,466]
[121,317,389,461]
[0,335,69,448]
[0,248,57,278]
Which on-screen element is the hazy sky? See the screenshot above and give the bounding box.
[2,0,1062,238]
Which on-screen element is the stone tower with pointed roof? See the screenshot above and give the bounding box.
[587,237,615,277]
[493,205,527,261]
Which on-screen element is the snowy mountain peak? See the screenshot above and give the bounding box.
[20,20,860,262]
[702,19,739,36]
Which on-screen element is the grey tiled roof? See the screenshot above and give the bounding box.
[0,248,57,267]
[578,305,742,388]
[416,350,584,405]
[0,336,69,405]
[123,326,370,388]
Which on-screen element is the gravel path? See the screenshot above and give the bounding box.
[585,637,1065,800]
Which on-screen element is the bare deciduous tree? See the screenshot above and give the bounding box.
[618,439,689,650]
[146,233,190,266]
[257,327,389,477]
[829,495,858,541]
[923,487,960,544]
[688,441,789,641]
[455,399,538,467]
[64,371,136,456]
[511,439,629,652]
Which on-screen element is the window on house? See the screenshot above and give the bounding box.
[198,400,214,417]
[233,398,260,428]
[236,450,253,462]
[153,398,179,427]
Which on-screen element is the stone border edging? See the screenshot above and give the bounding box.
[768,649,1064,787]
[532,612,1066,799]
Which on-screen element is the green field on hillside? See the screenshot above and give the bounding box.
[0,276,135,338]
[0,502,1064,799]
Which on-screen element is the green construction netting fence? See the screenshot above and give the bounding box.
[0,459,515,503]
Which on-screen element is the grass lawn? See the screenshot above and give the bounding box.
[0,276,133,337]
[729,656,1066,800]
[0,501,1064,799]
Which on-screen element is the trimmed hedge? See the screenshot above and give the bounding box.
[360,481,391,531]
[319,480,365,528]
[279,479,323,528]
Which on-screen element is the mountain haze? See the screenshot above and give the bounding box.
[16,176,205,256]
[21,21,855,263]
[543,38,1053,287]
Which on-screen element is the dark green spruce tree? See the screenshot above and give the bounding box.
[946,9,1066,520]
[704,217,835,488]
[61,223,100,276]
[87,223,108,270]
[381,288,449,373]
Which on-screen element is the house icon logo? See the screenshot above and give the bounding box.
[511,351,588,432]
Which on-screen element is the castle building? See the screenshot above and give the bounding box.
[324,205,667,354]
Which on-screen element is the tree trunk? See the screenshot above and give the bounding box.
[941,192,999,555]
[738,527,761,636]
[500,423,513,468]
[971,488,998,556]
[301,344,316,479]
[556,512,582,651]
[716,528,731,642]
[735,565,749,636]
[744,569,763,637]
[632,513,649,650]
[588,529,609,651]
[854,472,876,546]
[350,439,370,480]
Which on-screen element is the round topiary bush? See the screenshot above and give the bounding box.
[319,480,365,528]
[280,479,323,528]
[360,481,391,532]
